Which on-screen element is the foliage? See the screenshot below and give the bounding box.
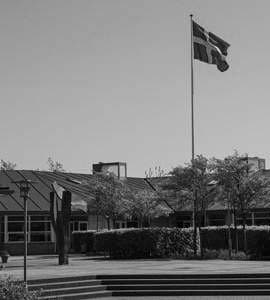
[164,155,216,225]
[145,166,167,178]
[86,173,132,228]
[201,226,270,259]
[124,189,172,227]
[204,248,248,260]
[0,160,16,170]
[0,277,41,300]
[210,151,270,214]
[71,230,95,253]
[94,227,200,259]
[210,151,270,252]
[47,157,65,172]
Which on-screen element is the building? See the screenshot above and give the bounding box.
[1,157,270,255]
[0,163,153,255]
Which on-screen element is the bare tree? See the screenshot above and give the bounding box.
[0,159,17,170]
[47,157,65,172]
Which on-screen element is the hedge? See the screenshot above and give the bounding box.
[200,226,270,259]
[71,231,95,253]
[94,227,200,259]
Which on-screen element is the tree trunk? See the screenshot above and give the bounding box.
[96,214,99,231]
[106,217,110,230]
[242,212,247,253]
[228,223,232,260]
[233,208,239,252]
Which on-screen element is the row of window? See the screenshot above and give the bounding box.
[0,216,89,243]
[177,212,270,227]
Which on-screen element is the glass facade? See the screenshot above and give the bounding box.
[7,215,52,243]
[70,221,88,232]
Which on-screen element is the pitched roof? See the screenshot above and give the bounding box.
[0,170,154,213]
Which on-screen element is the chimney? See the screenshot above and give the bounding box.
[92,162,127,179]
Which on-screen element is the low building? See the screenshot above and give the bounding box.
[0,163,153,255]
[1,158,270,255]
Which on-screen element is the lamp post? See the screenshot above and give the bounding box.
[0,187,14,265]
[12,180,37,284]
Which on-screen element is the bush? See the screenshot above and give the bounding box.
[71,231,96,253]
[203,248,249,260]
[200,226,270,259]
[0,277,41,300]
[203,248,219,259]
[94,227,200,259]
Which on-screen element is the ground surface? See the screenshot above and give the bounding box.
[1,254,270,280]
[97,297,270,300]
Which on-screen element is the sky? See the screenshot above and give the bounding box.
[0,0,269,176]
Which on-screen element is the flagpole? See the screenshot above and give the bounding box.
[190,14,197,255]
[190,14,195,163]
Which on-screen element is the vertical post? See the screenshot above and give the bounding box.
[24,195,27,284]
[190,14,197,255]
[190,14,195,164]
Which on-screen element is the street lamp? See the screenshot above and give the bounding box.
[0,187,14,265]
[12,180,37,285]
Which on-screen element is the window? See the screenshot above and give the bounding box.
[30,216,51,242]
[70,221,88,232]
[254,212,270,225]
[0,216,4,243]
[7,215,52,243]
[7,216,25,242]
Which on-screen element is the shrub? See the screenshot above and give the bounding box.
[94,227,200,259]
[200,226,270,259]
[0,277,41,300]
[203,248,219,259]
[71,231,96,253]
[203,248,249,260]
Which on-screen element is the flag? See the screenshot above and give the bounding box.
[193,21,230,72]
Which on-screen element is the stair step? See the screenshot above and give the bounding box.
[39,290,112,300]
[30,273,270,299]
[29,275,96,285]
[29,279,102,290]
[96,273,270,279]
[111,289,270,296]
[101,278,270,284]
[41,285,106,297]
[107,283,270,290]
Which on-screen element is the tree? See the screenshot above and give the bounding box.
[145,166,167,178]
[0,159,16,170]
[47,157,65,172]
[163,155,216,255]
[86,173,131,230]
[211,152,270,253]
[124,189,172,227]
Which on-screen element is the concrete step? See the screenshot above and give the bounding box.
[41,285,106,297]
[100,278,270,285]
[111,289,270,296]
[107,283,270,290]
[96,273,270,279]
[31,273,270,299]
[29,279,102,291]
[39,290,112,300]
[29,275,96,285]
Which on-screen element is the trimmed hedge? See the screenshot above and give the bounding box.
[201,226,270,259]
[94,227,200,259]
[71,231,95,253]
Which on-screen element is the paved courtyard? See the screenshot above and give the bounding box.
[1,254,270,280]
